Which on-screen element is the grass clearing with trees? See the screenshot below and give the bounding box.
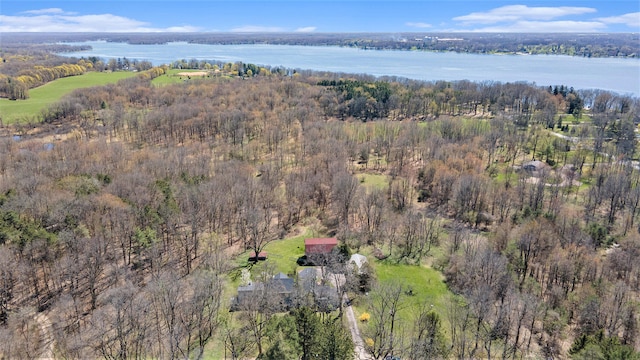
[232,228,312,279]
[151,69,230,86]
[0,71,137,124]
[375,261,451,315]
[359,173,388,192]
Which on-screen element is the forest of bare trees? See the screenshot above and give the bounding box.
[0,49,639,358]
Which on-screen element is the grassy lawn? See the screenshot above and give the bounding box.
[260,231,309,275]
[228,228,314,290]
[0,71,137,124]
[351,254,455,344]
[374,261,451,320]
[152,69,202,86]
[358,173,388,192]
[152,69,230,86]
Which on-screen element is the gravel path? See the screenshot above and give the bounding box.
[343,294,371,360]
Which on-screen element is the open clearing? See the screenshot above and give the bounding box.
[359,173,388,192]
[177,71,209,77]
[350,257,456,350]
[152,69,225,86]
[0,71,137,124]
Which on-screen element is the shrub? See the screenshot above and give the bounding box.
[359,312,370,322]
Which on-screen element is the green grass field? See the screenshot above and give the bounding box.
[351,259,455,347]
[231,229,313,279]
[359,173,389,191]
[152,69,229,86]
[0,71,137,124]
[375,261,450,313]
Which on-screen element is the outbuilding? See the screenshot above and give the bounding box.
[305,237,338,256]
[248,251,268,262]
[349,253,368,274]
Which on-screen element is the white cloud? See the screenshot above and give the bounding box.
[165,26,202,33]
[454,5,596,24]
[448,5,611,33]
[597,12,640,28]
[295,26,317,33]
[406,22,432,29]
[230,25,286,33]
[467,20,607,33]
[0,9,201,32]
[22,8,69,15]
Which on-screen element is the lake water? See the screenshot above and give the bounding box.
[60,41,640,96]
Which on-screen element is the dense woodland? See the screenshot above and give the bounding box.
[0,44,640,359]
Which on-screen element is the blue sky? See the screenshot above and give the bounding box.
[1,1,638,33]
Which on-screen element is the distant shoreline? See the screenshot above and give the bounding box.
[55,41,640,96]
[5,32,639,59]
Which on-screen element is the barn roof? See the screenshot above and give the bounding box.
[305,237,338,246]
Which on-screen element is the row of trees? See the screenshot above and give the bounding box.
[0,51,94,100]
[0,48,159,101]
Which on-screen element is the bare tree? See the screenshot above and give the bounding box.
[89,282,151,360]
[409,304,449,359]
[177,270,223,359]
[397,211,440,262]
[331,171,360,230]
[222,318,255,360]
[0,307,43,359]
[357,188,386,247]
[362,282,405,359]
[447,295,474,360]
[236,263,281,357]
[149,269,183,359]
[0,248,15,325]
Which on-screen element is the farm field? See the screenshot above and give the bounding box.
[151,68,227,86]
[0,71,137,124]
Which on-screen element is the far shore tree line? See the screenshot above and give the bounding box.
[4,32,638,58]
